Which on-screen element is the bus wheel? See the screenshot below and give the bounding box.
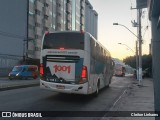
[94,81,100,97]
[106,84,110,88]
[33,76,37,79]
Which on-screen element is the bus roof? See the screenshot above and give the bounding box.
[44,31,111,57]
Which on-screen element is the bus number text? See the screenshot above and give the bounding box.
[54,65,71,74]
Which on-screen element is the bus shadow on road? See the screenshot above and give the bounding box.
[45,86,111,104]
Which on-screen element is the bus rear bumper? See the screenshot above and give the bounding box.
[40,80,89,95]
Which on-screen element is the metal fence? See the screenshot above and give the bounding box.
[0,54,22,76]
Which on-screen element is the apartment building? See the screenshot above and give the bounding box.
[28,0,97,59]
[85,0,98,39]
[28,0,51,59]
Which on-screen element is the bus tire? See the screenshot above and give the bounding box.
[106,84,110,88]
[33,76,37,79]
[94,81,100,97]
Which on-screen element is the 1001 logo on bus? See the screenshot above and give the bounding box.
[54,65,71,74]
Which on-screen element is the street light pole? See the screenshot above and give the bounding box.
[118,42,137,78]
[113,23,139,39]
[118,43,135,53]
[136,41,139,80]
[113,23,142,84]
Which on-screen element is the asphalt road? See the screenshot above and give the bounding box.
[0,76,132,120]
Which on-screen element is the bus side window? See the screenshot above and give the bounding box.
[90,38,96,59]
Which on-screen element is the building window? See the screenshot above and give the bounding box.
[35,9,41,16]
[44,15,49,20]
[35,35,41,39]
[44,3,49,7]
[57,23,61,28]
[43,27,49,31]
[49,11,52,16]
[29,0,35,3]
[53,13,56,17]
[35,22,41,27]
[29,24,35,30]
[58,12,61,16]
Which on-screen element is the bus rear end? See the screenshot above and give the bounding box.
[40,32,89,94]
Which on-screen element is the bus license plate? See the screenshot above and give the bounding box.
[56,85,65,89]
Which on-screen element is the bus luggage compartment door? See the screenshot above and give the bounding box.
[45,55,82,83]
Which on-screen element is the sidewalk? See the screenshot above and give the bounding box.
[0,77,39,91]
[104,77,155,120]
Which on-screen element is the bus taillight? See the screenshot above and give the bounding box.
[79,66,88,84]
[40,63,44,80]
[40,64,44,75]
[45,31,49,35]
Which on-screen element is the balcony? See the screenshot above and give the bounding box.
[81,0,85,7]
[35,1,43,11]
[35,14,42,23]
[80,16,85,25]
[35,27,42,36]
[44,0,51,6]
[44,8,50,15]
[28,29,35,38]
[29,16,35,26]
[44,20,50,28]
[66,14,71,21]
[66,3,71,13]
[80,8,85,16]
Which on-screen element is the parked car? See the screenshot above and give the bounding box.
[8,65,38,80]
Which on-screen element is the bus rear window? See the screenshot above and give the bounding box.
[43,32,84,50]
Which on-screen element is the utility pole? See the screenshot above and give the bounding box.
[131,20,139,80]
[136,41,139,80]
[131,6,143,85]
[138,8,143,86]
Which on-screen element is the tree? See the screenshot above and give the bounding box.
[123,54,152,70]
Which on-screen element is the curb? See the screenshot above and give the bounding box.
[0,83,39,91]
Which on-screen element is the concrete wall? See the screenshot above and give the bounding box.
[0,0,28,76]
[148,0,160,116]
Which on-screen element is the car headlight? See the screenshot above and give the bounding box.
[16,73,19,76]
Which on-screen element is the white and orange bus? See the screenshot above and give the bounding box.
[40,31,114,95]
[114,64,126,77]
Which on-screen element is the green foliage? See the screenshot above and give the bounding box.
[123,54,152,70]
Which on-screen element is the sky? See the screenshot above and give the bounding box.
[90,0,151,60]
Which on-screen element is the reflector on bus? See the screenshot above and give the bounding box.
[40,64,44,75]
[45,31,49,35]
[59,47,65,50]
